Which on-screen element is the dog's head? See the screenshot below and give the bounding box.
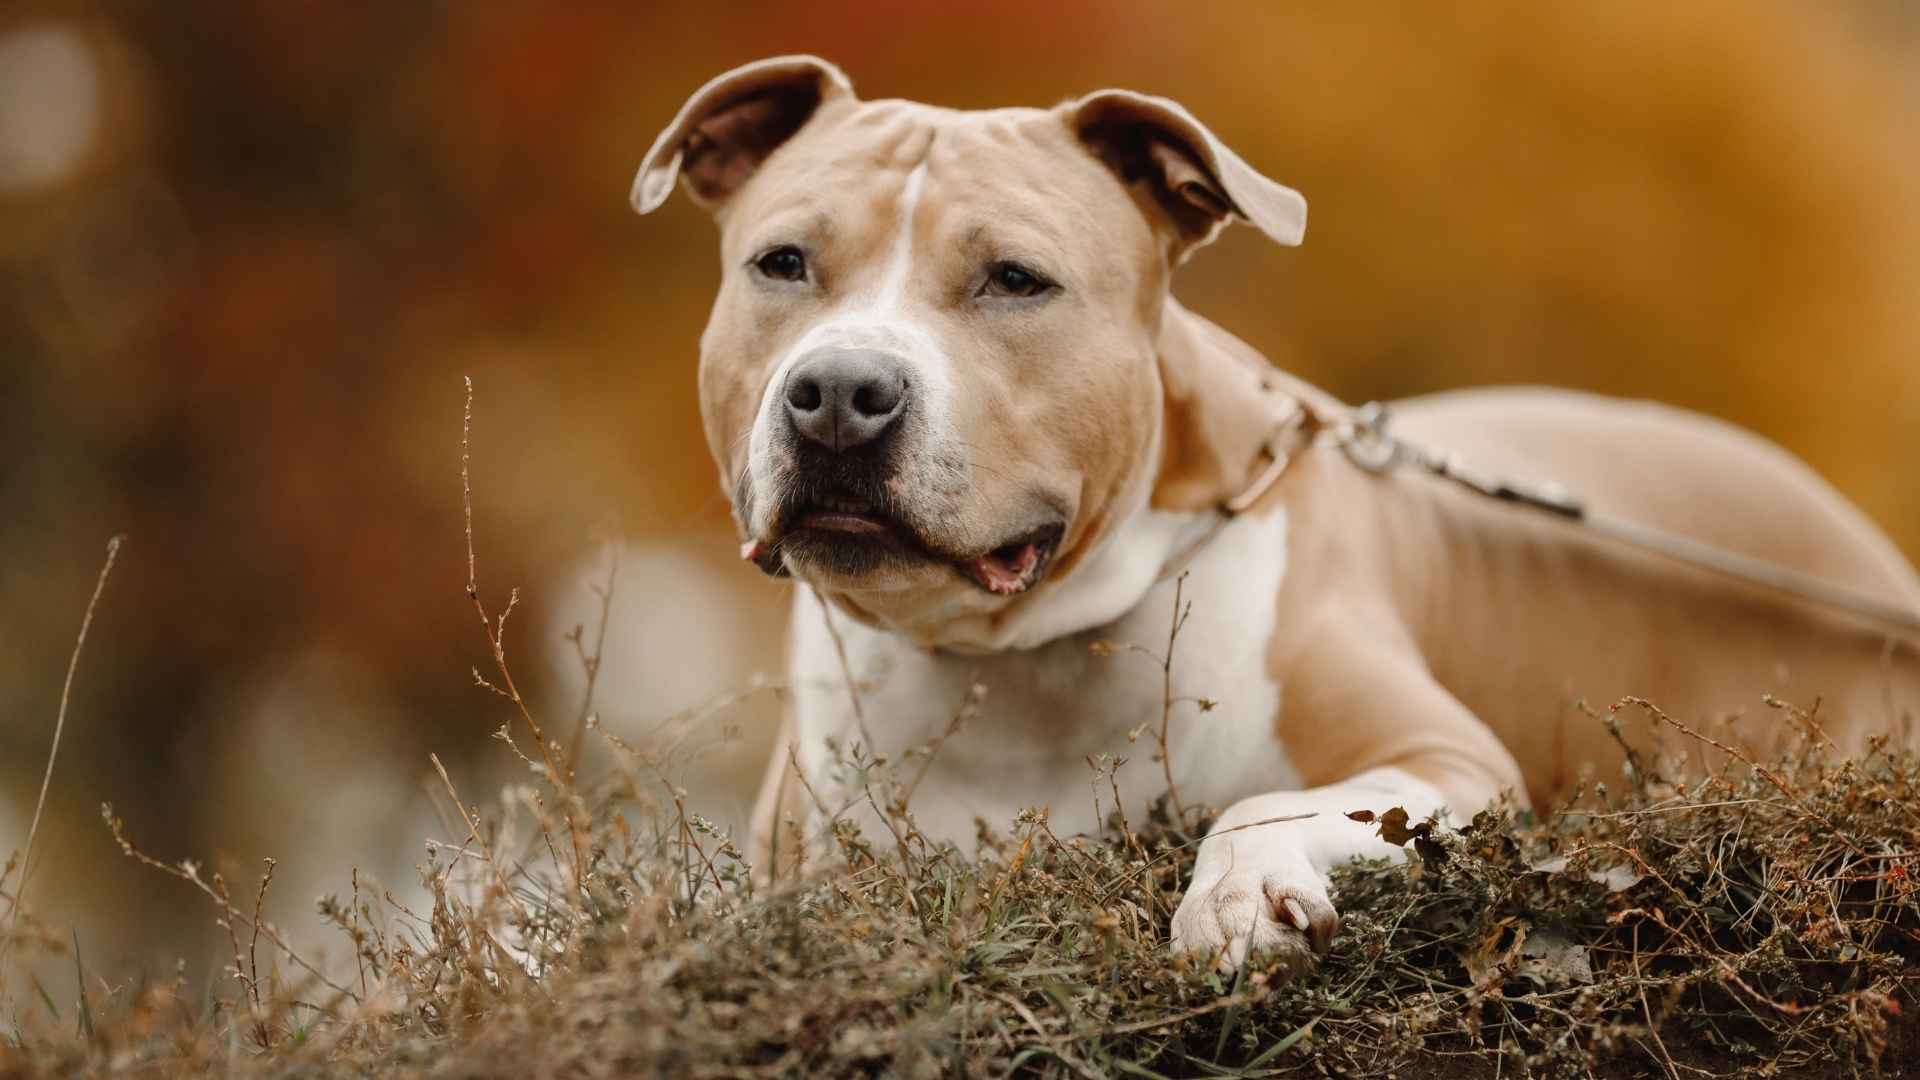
[635,56,1305,649]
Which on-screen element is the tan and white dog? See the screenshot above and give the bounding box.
[633,57,1920,974]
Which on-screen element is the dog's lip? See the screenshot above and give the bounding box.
[784,491,914,546]
[792,508,907,539]
[768,496,927,564]
[751,497,1065,596]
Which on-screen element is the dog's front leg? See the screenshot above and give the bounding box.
[1170,618,1526,975]
[747,711,813,885]
[1170,767,1448,974]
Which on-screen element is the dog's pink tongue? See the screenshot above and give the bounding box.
[964,541,1041,596]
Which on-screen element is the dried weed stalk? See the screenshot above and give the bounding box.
[2,535,123,971]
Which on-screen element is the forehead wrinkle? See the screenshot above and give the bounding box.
[723,105,931,243]
[725,200,836,267]
[924,137,1089,237]
[944,203,1079,281]
[951,219,1067,275]
[742,206,834,242]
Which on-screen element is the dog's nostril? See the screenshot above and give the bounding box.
[786,377,823,412]
[850,380,902,418]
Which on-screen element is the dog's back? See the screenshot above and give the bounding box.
[1373,386,1919,793]
[1394,387,1920,603]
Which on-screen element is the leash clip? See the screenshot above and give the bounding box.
[1340,401,1401,474]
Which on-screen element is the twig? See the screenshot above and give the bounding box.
[1091,574,1199,826]
[213,871,248,1011]
[1616,697,1870,859]
[1092,990,1267,1036]
[1093,813,1318,909]
[563,538,620,780]
[1159,573,1191,823]
[349,868,369,999]
[861,786,923,924]
[895,675,984,813]
[101,804,354,1004]
[429,754,529,921]
[224,858,279,1047]
[983,820,1038,913]
[1763,694,1836,753]
[1180,812,1318,847]
[670,785,727,907]
[986,989,1105,1080]
[462,376,584,882]
[1087,754,1142,863]
[813,590,874,750]
[248,857,275,1015]
[787,741,834,822]
[4,535,123,946]
[1634,921,1682,1080]
[599,728,728,908]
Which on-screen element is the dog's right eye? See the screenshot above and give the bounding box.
[980,260,1055,300]
[754,246,808,282]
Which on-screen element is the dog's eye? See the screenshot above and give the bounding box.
[981,261,1053,299]
[754,246,808,282]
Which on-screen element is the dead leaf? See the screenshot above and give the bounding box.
[1464,916,1523,989]
[1518,928,1594,986]
[1532,854,1645,892]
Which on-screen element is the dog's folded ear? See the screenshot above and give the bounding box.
[633,56,854,215]
[1065,90,1306,260]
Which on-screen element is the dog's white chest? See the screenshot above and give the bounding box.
[788,509,1296,851]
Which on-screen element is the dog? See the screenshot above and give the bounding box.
[632,56,1920,974]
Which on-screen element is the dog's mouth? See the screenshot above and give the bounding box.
[953,524,1065,595]
[744,492,1064,596]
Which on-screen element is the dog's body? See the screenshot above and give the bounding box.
[636,57,1920,973]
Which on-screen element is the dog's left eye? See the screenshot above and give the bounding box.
[754,245,808,282]
[981,261,1053,299]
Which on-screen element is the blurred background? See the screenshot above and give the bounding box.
[5,0,1920,998]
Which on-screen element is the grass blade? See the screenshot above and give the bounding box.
[71,929,93,1042]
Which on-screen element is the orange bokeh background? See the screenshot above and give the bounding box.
[4,1,1918,989]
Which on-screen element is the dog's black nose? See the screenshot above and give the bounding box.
[783,349,909,452]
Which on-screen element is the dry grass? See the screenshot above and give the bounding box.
[3,693,1915,1078]
[3,387,1915,1078]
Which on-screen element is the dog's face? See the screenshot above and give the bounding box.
[635,57,1304,646]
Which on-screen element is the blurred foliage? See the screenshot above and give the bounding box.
[2,0,1918,992]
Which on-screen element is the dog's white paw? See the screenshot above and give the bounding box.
[1170,858,1339,976]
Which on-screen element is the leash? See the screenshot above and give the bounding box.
[1155,397,1319,585]
[1189,395,1920,638]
